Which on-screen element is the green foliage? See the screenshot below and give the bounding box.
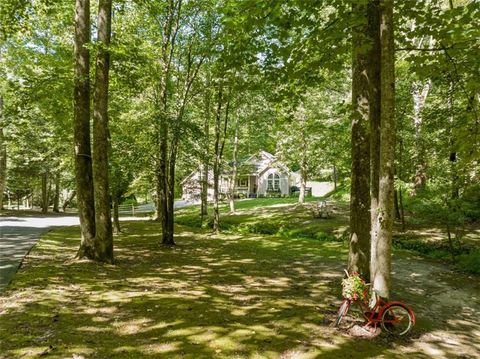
[457,250,480,274]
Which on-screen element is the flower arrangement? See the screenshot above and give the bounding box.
[341,271,369,301]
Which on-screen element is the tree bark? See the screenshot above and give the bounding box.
[299,163,307,204]
[0,96,6,211]
[41,172,49,213]
[164,142,176,246]
[92,0,113,262]
[212,89,223,233]
[112,196,121,233]
[74,0,96,259]
[399,188,405,231]
[368,0,381,283]
[201,73,211,219]
[448,83,459,199]
[393,189,400,220]
[62,190,76,212]
[412,79,431,193]
[298,114,308,205]
[53,172,60,213]
[229,117,238,213]
[371,0,395,299]
[333,164,337,191]
[348,0,376,280]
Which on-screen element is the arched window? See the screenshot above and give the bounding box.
[267,173,280,191]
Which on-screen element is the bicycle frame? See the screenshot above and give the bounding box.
[347,293,416,330]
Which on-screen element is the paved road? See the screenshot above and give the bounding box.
[0,200,195,291]
[0,215,80,291]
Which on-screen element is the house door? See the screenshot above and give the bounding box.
[250,176,257,195]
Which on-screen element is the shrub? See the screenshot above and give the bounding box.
[457,250,480,274]
[236,221,280,235]
[121,198,138,206]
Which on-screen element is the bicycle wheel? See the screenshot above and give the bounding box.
[334,300,350,327]
[381,304,414,335]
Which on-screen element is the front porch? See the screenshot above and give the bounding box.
[235,175,258,198]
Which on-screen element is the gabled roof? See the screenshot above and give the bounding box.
[181,150,292,184]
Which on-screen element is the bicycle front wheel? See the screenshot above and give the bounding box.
[381,304,414,335]
[334,299,350,327]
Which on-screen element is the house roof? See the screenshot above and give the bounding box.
[181,150,292,185]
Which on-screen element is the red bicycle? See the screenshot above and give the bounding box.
[334,278,416,335]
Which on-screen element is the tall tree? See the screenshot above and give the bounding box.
[0,95,6,210]
[228,115,239,213]
[212,86,229,233]
[92,0,113,262]
[74,0,96,259]
[412,78,431,192]
[348,0,378,280]
[371,0,395,299]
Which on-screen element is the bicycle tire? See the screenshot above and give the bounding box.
[334,299,350,327]
[380,304,414,335]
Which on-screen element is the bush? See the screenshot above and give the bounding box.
[457,250,480,274]
[121,198,138,206]
[236,221,280,235]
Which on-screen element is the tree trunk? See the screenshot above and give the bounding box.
[368,0,381,284]
[41,172,49,213]
[112,196,121,233]
[448,83,459,199]
[74,0,96,259]
[163,143,176,246]
[299,164,307,204]
[333,164,337,190]
[299,109,309,204]
[412,79,431,193]
[393,189,400,220]
[0,96,6,211]
[371,0,395,299]
[201,73,211,220]
[212,89,223,233]
[53,172,60,213]
[348,0,377,280]
[92,0,113,263]
[399,188,405,232]
[229,117,238,213]
[62,190,76,212]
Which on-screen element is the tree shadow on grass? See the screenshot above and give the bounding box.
[0,221,479,358]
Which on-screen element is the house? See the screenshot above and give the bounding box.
[181,151,300,202]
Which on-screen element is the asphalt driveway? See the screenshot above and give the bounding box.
[0,215,80,291]
[0,201,195,291]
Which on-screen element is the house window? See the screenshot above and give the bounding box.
[237,177,248,187]
[267,173,280,191]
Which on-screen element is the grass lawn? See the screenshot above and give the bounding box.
[1,200,479,358]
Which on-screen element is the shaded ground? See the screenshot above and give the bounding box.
[0,216,479,358]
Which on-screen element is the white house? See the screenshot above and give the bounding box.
[181,151,300,201]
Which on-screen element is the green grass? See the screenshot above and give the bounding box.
[176,197,350,243]
[1,198,480,358]
[0,222,357,359]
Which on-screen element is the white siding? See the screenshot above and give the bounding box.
[258,167,289,195]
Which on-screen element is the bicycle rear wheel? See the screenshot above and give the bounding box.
[381,304,414,335]
[334,299,350,327]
